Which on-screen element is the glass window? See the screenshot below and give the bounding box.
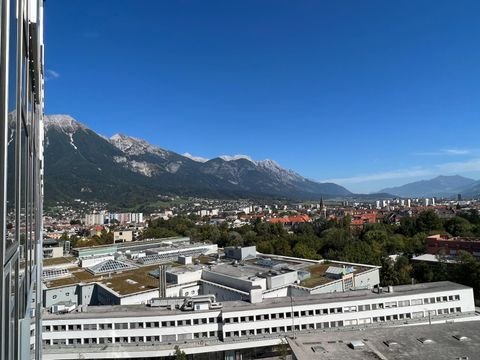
[5,0,18,260]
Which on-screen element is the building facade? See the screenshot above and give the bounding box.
[1,0,45,359]
[426,234,480,257]
[41,282,475,359]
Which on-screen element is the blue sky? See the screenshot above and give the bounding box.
[45,1,480,193]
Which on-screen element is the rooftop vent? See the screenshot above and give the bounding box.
[311,345,326,353]
[418,337,435,344]
[384,340,399,347]
[348,340,365,350]
[453,335,470,342]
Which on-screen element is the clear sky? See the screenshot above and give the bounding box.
[45,1,480,193]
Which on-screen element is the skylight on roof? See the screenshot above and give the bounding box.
[418,337,435,344]
[453,335,470,342]
[384,340,399,347]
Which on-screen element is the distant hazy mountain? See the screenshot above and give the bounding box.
[379,175,476,198]
[41,115,352,207]
[457,180,480,198]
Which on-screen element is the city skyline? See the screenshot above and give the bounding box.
[45,1,480,192]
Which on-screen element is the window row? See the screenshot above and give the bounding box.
[43,317,219,332]
[372,307,461,323]
[223,293,461,324]
[224,307,341,323]
[43,331,220,346]
[224,321,345,338]
[424,295,460,304]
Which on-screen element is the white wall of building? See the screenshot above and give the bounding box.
[42,283,475,359]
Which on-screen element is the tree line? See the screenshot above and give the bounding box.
[144,209,480,296]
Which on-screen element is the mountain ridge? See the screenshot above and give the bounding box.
[42,115,352,206]
[379,175,476,198]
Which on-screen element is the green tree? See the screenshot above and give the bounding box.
[276,340,289,360]
[174,345,187,360]
[274,238,293,257]
[292,242,317,259]
[444,216,472,237]
[416,210,442,233]
[398,217,417,237]
[394,256,412,284]
[226,231,244,247]
[257,240,274,254]
[380,257,398,286]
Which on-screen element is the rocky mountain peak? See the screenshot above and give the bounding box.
[183,153,209,163]
[109,133,168,158]
[219,154,257,164]
[44,115,88,133]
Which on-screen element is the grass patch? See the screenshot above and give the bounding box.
[300,263,332,288]
[45,262,180,295]
[43,257,76,266]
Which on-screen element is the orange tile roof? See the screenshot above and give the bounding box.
[267,214,311,224]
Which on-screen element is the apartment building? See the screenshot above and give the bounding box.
[426,234,480,257]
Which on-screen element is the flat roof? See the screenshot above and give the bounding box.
[288,320,480,360]
[73,237,190,251]
[221,281,471,312]
[206,262,286,280]
[43,281,470,320]
[43,257,76,267]
[43,301,215,320]
[207,258,372,287]
[44,263,174,295]
[412,254,457,263]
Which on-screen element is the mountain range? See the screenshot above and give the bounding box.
[42,115,353,208]
[29,115,480,207]
[379,175,480,198]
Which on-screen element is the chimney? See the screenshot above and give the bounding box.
[158,265,166,298]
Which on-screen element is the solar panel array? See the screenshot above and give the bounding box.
[86,259,136,275]
[137,247,208,265]
[43,268,70,281]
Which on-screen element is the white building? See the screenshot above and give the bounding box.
[41,281,476,359]
[113,230,133,243]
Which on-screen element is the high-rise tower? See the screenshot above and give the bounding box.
[1,0,45,359]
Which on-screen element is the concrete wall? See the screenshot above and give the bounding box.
[202,270,266,292]
[166,269,202,285]
[224,246,256,261]
[200,280,248,301]
[309,280,344,295]
[120,289,158,305]
[262,286,289,299]
[43,285,79,308]
[267,271,298,289]
[354,268,380,290]
[79,284,96,305]
[44,246,64,258]
[178,284,200,297]
[114,231,133,243]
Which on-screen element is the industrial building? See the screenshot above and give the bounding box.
[40,242,478,359]
[42,243,381,309]
[41,281,477,359]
